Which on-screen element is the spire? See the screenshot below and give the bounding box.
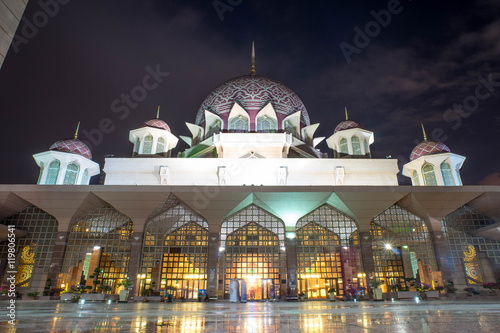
[74,121,80,139]
[421,124,428,141]
[157,105,160,119]
[250,41,256,76]
[345,107,349,121]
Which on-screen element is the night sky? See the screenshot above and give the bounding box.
[1,0,500,185]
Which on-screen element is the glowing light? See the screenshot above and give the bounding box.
[402,245,408,249]
[184,274,206,280]
[415,296,420,303]
[285,232,296,239]
[79,299,85,304]
[384,243,392,250]
[107,299,112,304]
[61,283,65,288]
[299,274,321,279]
[219,247,225,252]
[93,246,101,250]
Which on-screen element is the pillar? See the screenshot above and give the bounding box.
[285,233,298,298]
[430,230,455,284]
[359,232,375,277]
[207,232,219,299]
[47,231,71,288]
[127,231,143,297]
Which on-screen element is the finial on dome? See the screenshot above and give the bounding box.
[421,124,428,141]
[157,105,160,119]
[74,121,80,139]
[250,41,256,76]
[345,107,349,121]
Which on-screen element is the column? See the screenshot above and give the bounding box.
[285,233,298,298]
[47,231,71,287]
[206,232,219,299]
[430,231,455,284]
[127,231,143,297]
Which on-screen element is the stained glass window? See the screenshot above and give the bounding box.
[257,116,276,133]
[229,116,248,133]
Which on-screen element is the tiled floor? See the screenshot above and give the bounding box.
[1,299,500,332]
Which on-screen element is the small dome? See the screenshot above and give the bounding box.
[50,139,92,159]
[334,120,361,133]
[143,119,171,132]
[410,141,451,161]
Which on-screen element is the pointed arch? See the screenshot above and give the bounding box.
[46,160,60,184]
[339,138,348,154]
[63,162,79,185]
[351,136,362,155]
[143,134,153,154]
[422,163,437,186]
[156,137,166,154]
[440,161,455,186]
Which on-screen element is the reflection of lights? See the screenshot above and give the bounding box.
[79,299,85,305]
[107,299,112,304]
[415,296,420,303]
[384,243,392,250]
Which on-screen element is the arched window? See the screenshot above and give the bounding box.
[143,135,153,154]
[412,170,420,186]
[46,160,60,185]
[229,116,248,133]
[339,138,348,154]
[364,139,370,155]
[284,120,296,137]
[422,163,437,186]
[352,136,362,155]
[440,162,455,186]
[156,137,165,154]
[37,162,45,184]
[81,169,89,185]
[134,138,140,153]
[257,116,276,133]
[63,162,79,185]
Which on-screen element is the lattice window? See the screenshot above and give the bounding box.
[371,205,437,285]
[46,160,60,184]
[134,138,140,153]
[156,137,165,154]
[143,135,153,154]
[62,205,133,286]
[351,136,362,155]
[81,169,89,185]
[219,204,286,298]
[257,116,276,133]
[412,170,420,186]
[229,116,248,133]
[442,206,500,283]
[0,207,58,286]
[284,120,297,137]
[339,138,348,154]
[422,163,437,186]
[63,162,79,185]
[441,161,455,186]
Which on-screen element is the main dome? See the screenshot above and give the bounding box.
[195,75,310,130]
[50,139,92,160]
[410,141,451,161]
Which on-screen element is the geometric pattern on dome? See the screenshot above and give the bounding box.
[195,75,310,129]
[49,139,92,159]
[410,141,451,161]
[143,119,171,132]
[334,120,361,133]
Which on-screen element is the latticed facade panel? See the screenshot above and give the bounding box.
[296,204,361,299]
[371,205,437,289]
[61,205,133,291]
[219,204,286,300]
[442,206,500,285]
[0,207,58,288]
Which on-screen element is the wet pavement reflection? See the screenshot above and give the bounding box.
[1,300,500,332]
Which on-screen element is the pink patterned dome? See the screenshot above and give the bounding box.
[334,120,362,133]
[195,75,310,131]
[410,141,451,161]
[143,119,171,132]
[50,139,92,160]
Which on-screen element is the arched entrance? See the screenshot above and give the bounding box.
[296,205,362,299]
[219,205,286,300]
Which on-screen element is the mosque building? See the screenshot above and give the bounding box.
[1,47,499,300]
